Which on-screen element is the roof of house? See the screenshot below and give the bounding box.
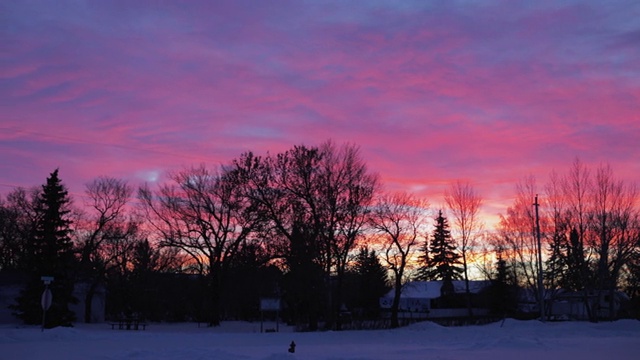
[382,280,492,299]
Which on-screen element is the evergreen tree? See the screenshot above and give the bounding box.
[414,238,430,281]
[488,252,517,316]
[223,242,282,321]
[129,239,158,320]
[13,169,77,327]
[282,219,324,330]
[565,227,587,291]
[424,211,462,296]
[545,231,569,289]
[495,255,509,285]
[347,246,390,319]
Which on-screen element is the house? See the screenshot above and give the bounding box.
[549,289,630,321]
[513,287,630,321]
[379,280,492,319]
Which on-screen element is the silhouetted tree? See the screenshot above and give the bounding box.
[223,242,281,321]
[495,176,539,292]
[102,224,147,320]
[75,177,141,323]
[125,239,183,321]
[230,140,378,330]
[445,181,483,317]
[13,169,77,327]
[625,238,640,319]
[139,165,260,326]
[414,235,430,281]
[543,172,571,293]
[282,219,325,330]
[423,211,462,297]
[346,246,390,319]
[369,191,428,328]
[487,251,517,317]
[319,141,379,330]
[0,187,39,271]
[544,230,569,290]
[589,164,639,320]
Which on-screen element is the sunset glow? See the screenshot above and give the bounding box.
[1,1,639,224]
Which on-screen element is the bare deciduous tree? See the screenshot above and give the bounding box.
[0,187,39,271]
[496,175,540,290]
[77,177,139,323]
[230,141,378,330]
[318,141,379,329]
[369,191,429,328]
[444,180,483,317]
[139,165,259,326]
[589,164,639,319]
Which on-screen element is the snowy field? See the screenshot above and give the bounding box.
[1,319,639,360]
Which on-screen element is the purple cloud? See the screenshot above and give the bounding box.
[1,0,638,224]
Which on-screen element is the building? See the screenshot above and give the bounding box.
[379,280,492,319]
[549,289,630,321]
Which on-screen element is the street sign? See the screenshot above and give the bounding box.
[41,288,52,311]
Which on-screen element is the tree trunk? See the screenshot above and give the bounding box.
[334,268,344,331]
[208,271,221,326]
[463,254,473,318]
[390,273,402,328]
[84,281,97,323]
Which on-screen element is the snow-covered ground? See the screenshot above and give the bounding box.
[1,319,638,360]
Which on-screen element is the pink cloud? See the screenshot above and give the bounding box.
[1,1,638,226]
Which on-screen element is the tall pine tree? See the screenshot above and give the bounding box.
[13,169,77,327]
[424,210,462,296]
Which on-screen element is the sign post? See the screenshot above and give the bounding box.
[40,276,54,331]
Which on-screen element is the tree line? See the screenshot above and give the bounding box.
[1,141,639,329]
[490,160,640,321]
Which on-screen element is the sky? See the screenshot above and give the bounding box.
[2,1,639,224]
[2,319,639,360]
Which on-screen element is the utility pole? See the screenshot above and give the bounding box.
[533,195,545,322]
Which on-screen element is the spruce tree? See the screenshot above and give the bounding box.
[350,246,390,319]
[545,231,569,290]
[13,169,77,327]
[414,239,430,281]
[489,253,517,316]
[425,210,462,296]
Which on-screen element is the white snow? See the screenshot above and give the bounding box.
[1,319,638,360]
